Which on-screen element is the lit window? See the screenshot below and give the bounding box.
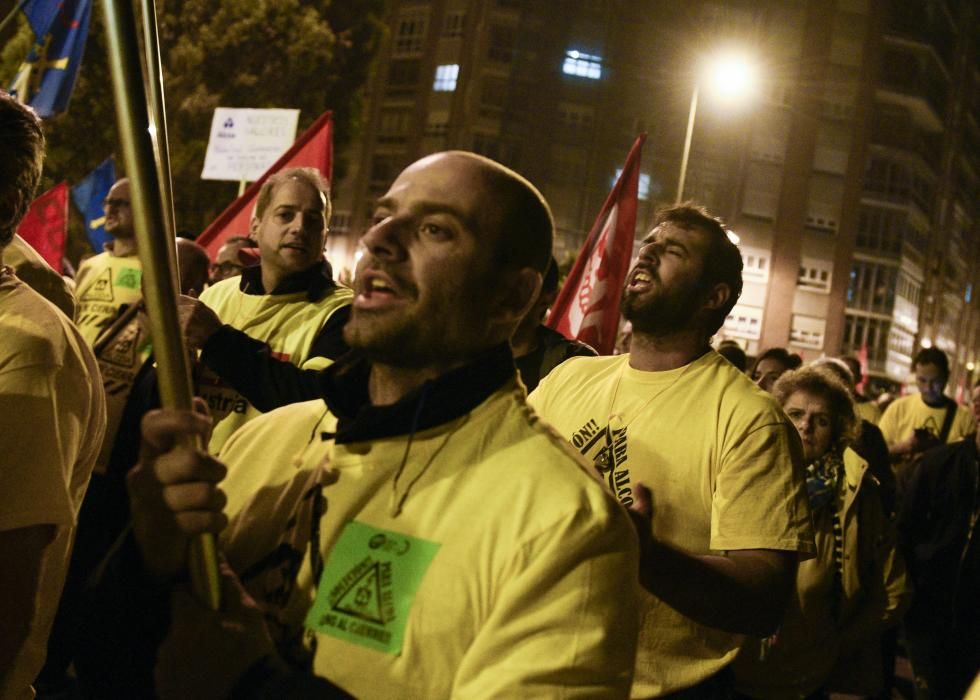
[433,64,459,91]
[562,49,602,79]
[613,169,651,200]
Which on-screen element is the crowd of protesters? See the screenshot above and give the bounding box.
[2,90,979,700]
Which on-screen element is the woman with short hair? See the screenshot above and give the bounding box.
[733,366,909,699]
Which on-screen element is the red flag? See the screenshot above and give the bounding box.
[547,134,646,355]
[16,182,68,273]
[856,344,869,393]
[196,111,333,258]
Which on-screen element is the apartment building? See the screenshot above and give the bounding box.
[330,0,979,394]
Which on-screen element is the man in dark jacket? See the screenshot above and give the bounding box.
[898,382,980,699]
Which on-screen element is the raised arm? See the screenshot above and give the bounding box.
[179,295,349,411]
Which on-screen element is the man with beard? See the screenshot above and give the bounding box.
[94,152,639,698]
[529,205,814,698]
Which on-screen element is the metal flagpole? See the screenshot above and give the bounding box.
[140,0,177,245]
[0,0,30,36]
[675,83,699,205]
[101,0,221,610]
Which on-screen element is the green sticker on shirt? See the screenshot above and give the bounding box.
[305,521,440,655]
[115,267,142,289]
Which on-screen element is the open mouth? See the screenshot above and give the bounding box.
[627,267,654,292]
[355,271,401,309]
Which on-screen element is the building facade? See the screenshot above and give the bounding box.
[330,0,979,395]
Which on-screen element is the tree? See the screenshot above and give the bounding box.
[1,0,385,262]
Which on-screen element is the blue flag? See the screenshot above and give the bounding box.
[71,158,116,252]
[8,0,92,119]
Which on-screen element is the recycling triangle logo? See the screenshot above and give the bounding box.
[82,268,114,302]
[332,562,385,624]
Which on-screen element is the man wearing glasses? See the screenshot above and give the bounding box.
[209,235,252,284]
[73,178,142,346]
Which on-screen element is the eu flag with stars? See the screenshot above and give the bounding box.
[71,158,116,252]
[8,0,92,119]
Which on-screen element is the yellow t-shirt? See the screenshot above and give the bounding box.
[878,393,975,448]
[854,399,881,425]
[529,351,815,697]
[73,250,143,347]
[0,271,106,700]
[6,234,76,320]
[197,276,352,454]
[216,385,640,698]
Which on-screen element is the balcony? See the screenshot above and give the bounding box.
[869,110,942,172]
[876,46,948,132]
[881,1,955,73]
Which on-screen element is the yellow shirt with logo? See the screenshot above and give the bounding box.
[197,276,352,454]
[216,384,640,698]
[878,392,975,448]
[74,250,143,347]
[529,351,815,697]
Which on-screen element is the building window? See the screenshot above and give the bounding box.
[393,10,428,57]
[612,168,651,200]
[550,145,588,186]
[425,111,449,137]
[790,315,826,350]
[856,205,904,256]
[740,246,770,284]
[562,49,602,80]
[742,162,781,219]
[370,155,403,186]
[847,260,898,314]
[750,115,789,164]
[805,173,843,232]
[377,108,412,144]
[443,11,465,38]
[813,123,851,175]
[797,256,833,293]
[864,154,933,213]
[472,133,500,160]
[488,25,514,63]
[387,59,421,91]
[558,102,595,131]
[433,64,460,92]
[330,210,352,235]
[480,76,508,112]
[842,313,892,372]
[724,304,764,340]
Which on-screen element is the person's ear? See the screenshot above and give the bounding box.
[248,216,260,239]
[702,282,731,313]
[492,267,542,327]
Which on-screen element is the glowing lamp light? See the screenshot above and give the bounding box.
[704,52,758,102]
[921,338,933,349]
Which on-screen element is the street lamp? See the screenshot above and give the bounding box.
[675,51,758,205]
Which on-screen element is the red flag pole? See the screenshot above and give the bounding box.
[548,134,646,354]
